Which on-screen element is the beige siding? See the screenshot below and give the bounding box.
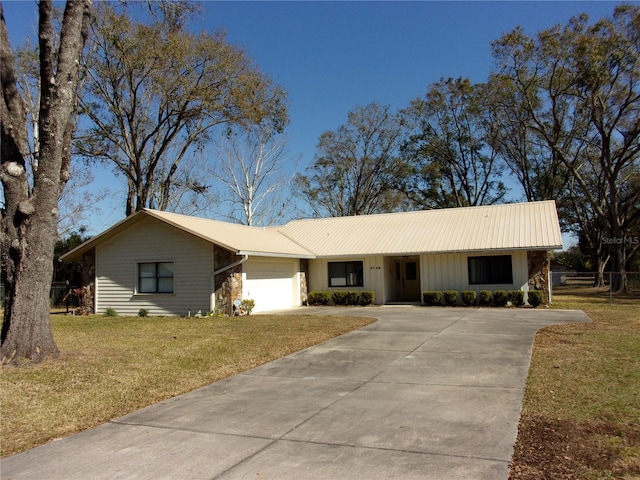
[420,251,529,295]
[308,251,535,306]
[95,217,213,316]
[307,256,385,305]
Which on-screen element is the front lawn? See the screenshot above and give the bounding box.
[509,287,640,479]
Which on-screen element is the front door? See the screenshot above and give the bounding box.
[394,258,421,301]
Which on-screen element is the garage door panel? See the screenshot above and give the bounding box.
[244,261,295,312]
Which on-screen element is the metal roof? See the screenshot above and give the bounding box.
[61,201,562,262]
[275,200,563,257]
[61,209,315,262]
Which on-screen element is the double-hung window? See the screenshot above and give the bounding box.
[138,262,174,293]
[328,261,363,287]
[468,255,513,285]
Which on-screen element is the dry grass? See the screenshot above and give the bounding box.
[510,286,640,479]
[0,313,374,457]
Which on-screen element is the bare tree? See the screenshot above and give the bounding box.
[296,103,405,217]
[398,78,507,209]
[1,0,92,364]
[77,3,288,217]
[211,128,297,226]
[11,38,106,236]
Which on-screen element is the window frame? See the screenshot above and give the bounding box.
[467,255,513,285]
[328,261,364,288]
[138,261,175,294]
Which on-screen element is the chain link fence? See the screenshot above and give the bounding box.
[551,271,640,305]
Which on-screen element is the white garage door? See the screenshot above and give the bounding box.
[244,260,295,312]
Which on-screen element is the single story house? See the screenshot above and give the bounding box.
[61,200,562,315]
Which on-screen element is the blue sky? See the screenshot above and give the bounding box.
[2,1,624,242]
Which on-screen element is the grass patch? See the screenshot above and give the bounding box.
[510,286,640,479]
[0,313,374,457]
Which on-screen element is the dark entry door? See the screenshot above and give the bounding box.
[394,258,421,301]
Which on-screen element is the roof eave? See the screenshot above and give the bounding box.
[238,250,316,259]
[312,245,561,259]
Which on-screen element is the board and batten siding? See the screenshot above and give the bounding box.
[95,216,213,316]
[307,256,386,304]
[419,250,530,294]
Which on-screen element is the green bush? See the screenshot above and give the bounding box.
[493,290,508,307]
[528,290,544,307]
[359,291,375,306]
[443,290,458,305]
[461,290,476,306]
[423,291,442,306]
[138,308,148,317]
[478,290,492,306]
[307,291,330,305]
[345,291,360,305]
[508,290,524,307]
[332,291,348,305]
[104,307,118,317]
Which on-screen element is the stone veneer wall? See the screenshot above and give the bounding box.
[214,247,243,315]
[300,259,309,305]
[82,250,96,313]
[527,250,550,303]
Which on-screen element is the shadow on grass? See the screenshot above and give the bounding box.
[552,285,640,306]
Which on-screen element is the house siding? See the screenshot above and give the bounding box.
[420,250,530,297]
[308,251,535,306]
[308,256,386,305]
[95,217,213,316]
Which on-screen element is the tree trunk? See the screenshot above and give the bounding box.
[610,243,629,293]
[1,210,59,363]
[593,254,608,289]
[1,0,92,365]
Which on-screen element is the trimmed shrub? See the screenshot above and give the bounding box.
[528,290,544,307]
[241,298,255,315]
[308,291,330,305]
[332,290,348,305]
[138,308,148,317]
[493,290,508,307]
[423,291,442,306]
[359,291,375,306]
[461,290,476,306]
[443,290,458,305]
[345,290,360,305]
[508,290,524,307]
[478,290,492,306]
[104,307,118,317]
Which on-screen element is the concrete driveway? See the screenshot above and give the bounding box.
[1,306,589,480]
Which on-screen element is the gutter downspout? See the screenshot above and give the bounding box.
[210,254,249,314]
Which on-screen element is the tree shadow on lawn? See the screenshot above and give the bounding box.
[552,285,640,306]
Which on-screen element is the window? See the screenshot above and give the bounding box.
[468,255,513,285]
[328,261,363,287]
[138,262,174,293]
